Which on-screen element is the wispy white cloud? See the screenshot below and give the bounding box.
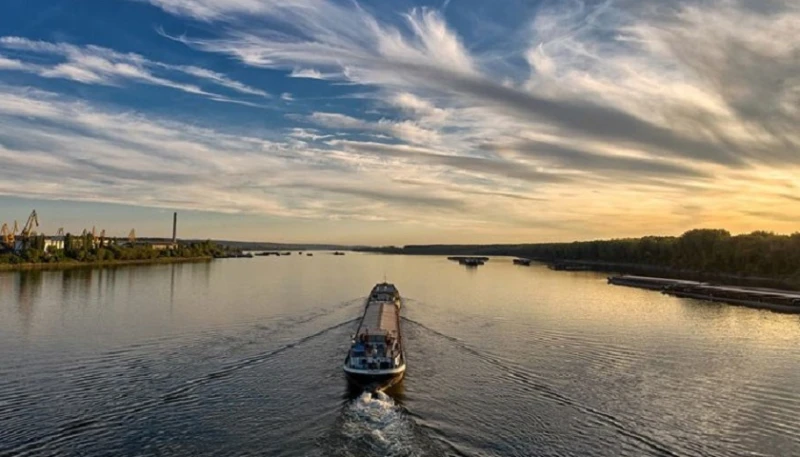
[0,88,482,226]
[389,92,449,124]
[164,5,477,84]
[0,54,30,70]
[174,65,269,97]
[144,0,297,21]
[288,128,331,141]
[154,0,799,168]
[0,36,269,102]
[288,68,337,80]
[308,112,440,145]
[308,112,368,130]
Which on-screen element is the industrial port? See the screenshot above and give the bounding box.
[0,209,355,266]
[1,209,180,254]
[0,210,242,266]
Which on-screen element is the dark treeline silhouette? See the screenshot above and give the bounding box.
[358,229,800,288]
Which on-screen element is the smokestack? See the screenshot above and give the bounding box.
[172,212,177,244]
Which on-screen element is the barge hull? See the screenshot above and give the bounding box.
[344,369,405,389]
[607,275,800,314]
[665,290,800,314]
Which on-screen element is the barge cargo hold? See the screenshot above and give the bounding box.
[607,275,704,291]
[343,283,406,388]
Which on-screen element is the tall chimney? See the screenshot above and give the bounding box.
[172,212,177,244]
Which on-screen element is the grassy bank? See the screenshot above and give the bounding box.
[0,256,213,272]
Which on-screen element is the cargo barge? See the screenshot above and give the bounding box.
[343,283,406,388]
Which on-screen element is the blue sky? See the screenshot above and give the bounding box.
[0,0,798,244]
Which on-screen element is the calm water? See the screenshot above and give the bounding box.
[2,254,800,457]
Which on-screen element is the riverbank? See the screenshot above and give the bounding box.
[544,259,800,291]
[0,256,213,272]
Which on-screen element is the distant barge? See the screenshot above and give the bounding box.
[513,258,532,266]
[214,252,253,259]
[448,256,488,266]
[608,275,800,314]
[343,283,406,388]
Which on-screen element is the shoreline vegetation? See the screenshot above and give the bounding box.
[355,229,800,291]
[0,235,239,272]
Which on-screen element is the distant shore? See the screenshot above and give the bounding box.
[0,256,212,272]
[542,259,800,291]
[362,248,799,291]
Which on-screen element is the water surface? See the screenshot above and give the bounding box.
[1,254,799,456]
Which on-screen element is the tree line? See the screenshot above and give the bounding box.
[358,229,800,286]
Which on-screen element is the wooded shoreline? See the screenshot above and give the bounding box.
[355,229,800,291]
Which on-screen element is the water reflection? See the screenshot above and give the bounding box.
[16,270,44,333]
[6,263,207,332]
[62,267,93,306]
[170,263,176,311]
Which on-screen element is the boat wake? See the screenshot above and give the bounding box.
[323,390,436,457]
[344,391,416,455]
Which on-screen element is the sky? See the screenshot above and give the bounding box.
[0,0,798,245]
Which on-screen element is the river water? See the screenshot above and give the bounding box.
[1,254,799,457]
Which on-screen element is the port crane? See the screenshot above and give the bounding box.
[1,211,39,251]
[20,210,39,238]
[1,222,17,250]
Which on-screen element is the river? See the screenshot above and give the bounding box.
[1,253,799,456]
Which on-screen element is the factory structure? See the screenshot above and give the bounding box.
[1,210,179,254]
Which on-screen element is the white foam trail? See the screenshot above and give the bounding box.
[340,391,421,456]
